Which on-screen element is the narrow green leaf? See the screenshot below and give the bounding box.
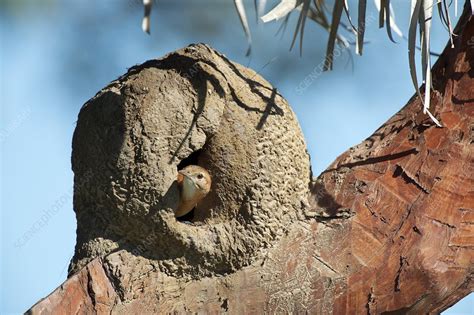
[408,0,422,102]
[290,0,310,56]
[422,0,434,116]
[261,0,302,22]
[298,0,311,55]
[379,0,386,28]
[374,0,402,40]
[342,0,357,32]
[442,0,454,48]
[324,0,344,71]
[437,1,448,28]
[254,0,259,23]
[357,0,367,55]
[409,0,441,127]
[387,2,403,37]
[142,0,152,34]
[384,0,397,43]
[310,1,329,27]
[234,0,253,56]
[419,1,427,82]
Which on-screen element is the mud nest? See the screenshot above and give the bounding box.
[70,44,311,278]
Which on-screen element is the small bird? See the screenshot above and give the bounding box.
[175,165,211,218]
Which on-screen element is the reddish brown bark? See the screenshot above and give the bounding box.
[28,4,473,315]
[307,7,474,312]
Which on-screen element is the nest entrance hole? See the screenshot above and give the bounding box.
[177,149,202,170]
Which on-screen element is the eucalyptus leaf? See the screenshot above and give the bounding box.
[374,0,403,40]
[422,0,434,116]
[261,0,303,22]
[408,0,422,106]
[356,0,367,55]
[234,0,253,56]
[290,0,311,55]
[142,0,152,34]
[324,0,344,71]
[343,0,357,32]
[136,0,459,127]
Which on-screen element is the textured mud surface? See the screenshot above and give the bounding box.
[69,44,311,278]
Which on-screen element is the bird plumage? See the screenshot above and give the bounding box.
[175,165,211,218]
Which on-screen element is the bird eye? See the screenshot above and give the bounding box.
[197,173,204,179]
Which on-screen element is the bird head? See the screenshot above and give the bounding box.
[177,165,211,202]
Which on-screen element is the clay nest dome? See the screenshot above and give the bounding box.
[70,44,311,278]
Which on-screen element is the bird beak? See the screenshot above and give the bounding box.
[178,170,194,184]
[177,170,187,184]
[178,170,189,178]
[178,170,202,189]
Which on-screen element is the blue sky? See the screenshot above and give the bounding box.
[1,1,472,314]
